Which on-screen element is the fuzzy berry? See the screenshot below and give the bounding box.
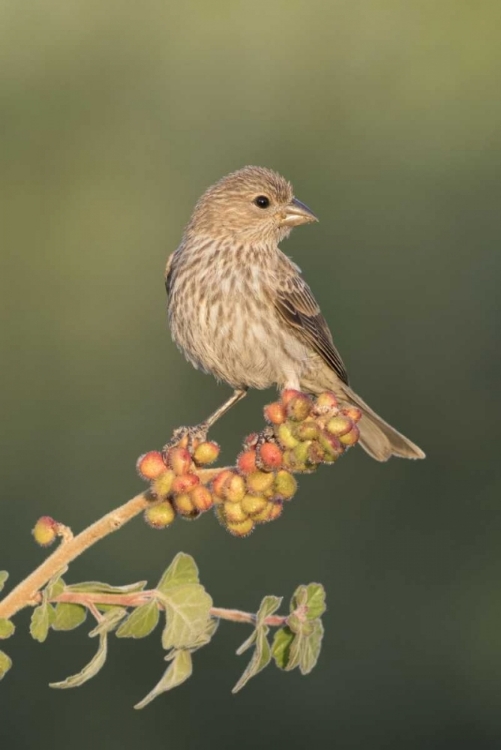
[165,447,193,475]
[264,402,286,425]
[144,501,176,529]
[226,517,255,538]
[339,425,360,446]
[136,451,166,481]
[274,470,297,501]
[237,449,258,474]
[32,516,58,547]
[258,442,283,471]
[241,493,268,517]
[190,484,214,512]
[223,501,248,524]
[193,441,220,466]
[151,470,175,499]
[285,393,312,422]
[313,391,339,414]
[246,470,275,495]
[172,473,200,494]
[326,415,353,436]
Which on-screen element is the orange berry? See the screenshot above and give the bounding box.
[136,451,165,481]
[268,502,284,521]
[263,402,286,425]
[258,442,283,470]
[237,449,258,474]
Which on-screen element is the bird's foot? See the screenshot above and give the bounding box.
[166,423,209,452]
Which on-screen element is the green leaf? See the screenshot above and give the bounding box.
[290,584,308,612]
[50,633,108,689]
[299,620,324,675]
[30,602,55,643]
[52,603,87,631]
[287,612,316,636]
[159,584,212,650]
[232,626,271,693]
[256,595,282,626]
[0,650,12,680]
[45,567,68,600]
[190,616,219,650]
[66,580,147,594]
[272,626,295,669]
[116,601,159,639]
[157,553,199,594]
[304,583,326,620]
[0,618,15,639]
[0,571,9,593]
[134,649,193,709]
[89,607,127,637]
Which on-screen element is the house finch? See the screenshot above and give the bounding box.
[166,166,424,461]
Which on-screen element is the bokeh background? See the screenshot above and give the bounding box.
[1,1,501,748]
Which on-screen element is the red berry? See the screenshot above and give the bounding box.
[258,442,283,470]
[165,447,192,475]
[172,473,200,494]
[191,484,214,512]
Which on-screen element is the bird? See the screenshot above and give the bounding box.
[165,166,424,461]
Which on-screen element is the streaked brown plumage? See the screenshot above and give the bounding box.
[166,166,424,461]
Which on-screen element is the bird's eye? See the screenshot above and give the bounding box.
[254,195,270,209]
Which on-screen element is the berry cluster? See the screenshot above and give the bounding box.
[134,390,360,538]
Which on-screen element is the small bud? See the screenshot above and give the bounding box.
[223,501,248,524]
[258,442,283,471]
[173,493,196,516]
[293,421,320,442]
[339,425,360,446]
[313,391,339,414]
[191,484,214,512]
[326,415,353,436]
[274,470,297,501]
[226,517,255,537]
[281,388,302,406]
[276,423,299,449]
[341,405,362,422]
[212,469,236,498]
[264,401,286,425]
[144,501,176,529]
[136,451,166,481]
[151,469,175,499]
[32,516,58,547]
[224,473,246,503]
[285,393,312,422]
[246,470,275,495]
[172,473,200,495]
[241,493,268,517]
[165,447,193,475]
[237,449,258,474]
[193,441,220,466]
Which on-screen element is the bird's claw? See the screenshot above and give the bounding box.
[167,423,209,452]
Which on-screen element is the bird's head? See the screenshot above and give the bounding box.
[185,166,318,245]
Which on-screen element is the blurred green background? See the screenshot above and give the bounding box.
[1,1,501,747]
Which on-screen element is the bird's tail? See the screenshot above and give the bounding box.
[301,377,425,461]
[339,384,425,461]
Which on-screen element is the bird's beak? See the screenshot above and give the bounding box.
[281,197,318,227]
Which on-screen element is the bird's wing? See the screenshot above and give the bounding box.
[274,270,349,385]
[164,251,175,293]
